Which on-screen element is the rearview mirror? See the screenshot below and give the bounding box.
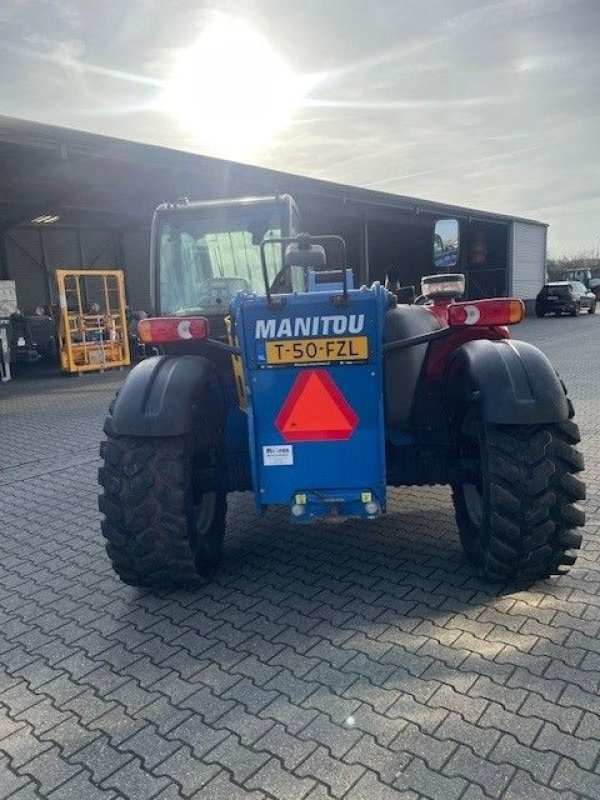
[433,219,459,271]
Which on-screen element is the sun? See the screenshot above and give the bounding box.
[160,15,310,159]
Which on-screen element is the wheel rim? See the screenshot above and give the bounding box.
[463,483,484,528]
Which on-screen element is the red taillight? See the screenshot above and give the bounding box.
[448,299,524,327]
[137,316,209,344]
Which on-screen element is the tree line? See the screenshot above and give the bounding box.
[547,252,600,280]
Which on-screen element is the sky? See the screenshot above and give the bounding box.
[1,0,599,255]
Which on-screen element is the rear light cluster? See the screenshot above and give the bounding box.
[448,299,524,327]
[137,316,209,344]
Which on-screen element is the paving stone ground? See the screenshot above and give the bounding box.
[0,315,599,800]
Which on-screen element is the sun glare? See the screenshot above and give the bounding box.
[160,16,310,159]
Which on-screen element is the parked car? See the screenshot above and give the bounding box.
[535,281,597,317]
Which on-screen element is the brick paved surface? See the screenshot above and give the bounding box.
[0,315,599,799]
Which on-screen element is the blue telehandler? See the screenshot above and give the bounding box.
[99,195,584,587]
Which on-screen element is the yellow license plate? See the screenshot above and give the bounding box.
[265,336,369,365]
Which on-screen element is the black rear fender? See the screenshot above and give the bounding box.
[105,355,226,444]
[445,339,569,426]
[384,305,441,426]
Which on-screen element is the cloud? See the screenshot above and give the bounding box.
[368,143,547,186]
[0,0,599,253]
[307,97,513,110]
[5,42,161,86]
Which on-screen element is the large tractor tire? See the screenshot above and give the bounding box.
[99,433,226,588]
[452,415,584,583]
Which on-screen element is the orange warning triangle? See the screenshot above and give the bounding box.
[275,369,359,442]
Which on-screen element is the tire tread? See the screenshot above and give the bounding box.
[98,431,226,588]
[453,420,585,582]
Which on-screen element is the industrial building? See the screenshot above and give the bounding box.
[0,115,547,315]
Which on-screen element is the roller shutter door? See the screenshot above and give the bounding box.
[511,222,547,300]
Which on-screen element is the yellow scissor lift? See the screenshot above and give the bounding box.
[56,269,131,374]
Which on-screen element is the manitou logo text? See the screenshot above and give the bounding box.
[255,314,365,339]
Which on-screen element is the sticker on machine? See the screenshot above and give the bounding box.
[263,445,294,466]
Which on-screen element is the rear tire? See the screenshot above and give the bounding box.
[99,434,226,588]
[452,416,584,583]
[535,309,544,318]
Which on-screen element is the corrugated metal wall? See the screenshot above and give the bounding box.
[511,222,547,300]
[122,231,151,311]
[4,230,48,312]
[3,227,150,313]
[79,231,119,308]
[4,219,547,312]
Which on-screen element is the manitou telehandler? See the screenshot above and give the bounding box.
[99,195,584,587]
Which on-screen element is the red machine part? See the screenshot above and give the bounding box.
[424,300,512,381]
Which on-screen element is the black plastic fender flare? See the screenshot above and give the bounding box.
[445,338,569,425]
[105,355,226,441]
